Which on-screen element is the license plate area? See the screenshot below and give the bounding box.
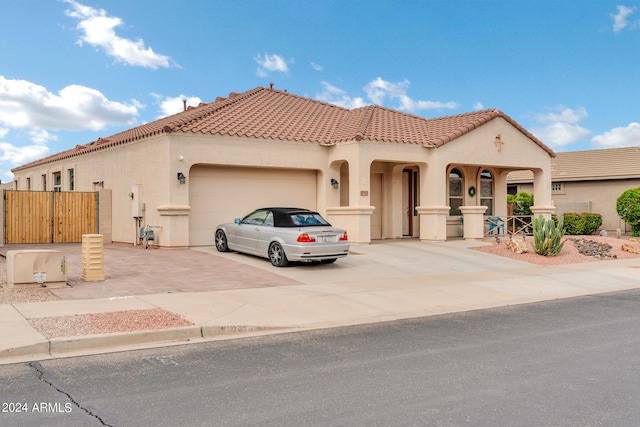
[317,234,337,243]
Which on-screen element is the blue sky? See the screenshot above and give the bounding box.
[1,0,639,182]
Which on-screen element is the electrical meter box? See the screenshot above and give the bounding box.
[6,250,67,288]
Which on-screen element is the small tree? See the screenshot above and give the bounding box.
[616,187,640,237]
[507,192,534,215]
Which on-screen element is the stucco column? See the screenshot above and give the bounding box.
[494,172,509,218]
[460,205,488,240]
[326,206,375,244]
[157,205,191,247]
[325,152,375,244]
[417,162,450,242]
[417,206,450,242]
[531,168,555,220]
[530,206,556,220]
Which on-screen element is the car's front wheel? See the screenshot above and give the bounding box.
[215,229,230,252]
[268,242,289,267]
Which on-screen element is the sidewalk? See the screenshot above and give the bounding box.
[2,240,640,364]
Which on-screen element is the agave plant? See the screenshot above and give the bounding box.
[531,214,565,257]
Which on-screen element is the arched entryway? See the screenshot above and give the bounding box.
[369,161,421,240]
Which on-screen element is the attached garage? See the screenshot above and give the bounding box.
[188,165,319,246]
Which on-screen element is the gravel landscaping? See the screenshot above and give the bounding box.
[29,309,194,339]
[475,235,640,266]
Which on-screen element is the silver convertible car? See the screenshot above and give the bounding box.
[214,207,350,267]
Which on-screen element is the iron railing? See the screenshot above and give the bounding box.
[484,215,533,237]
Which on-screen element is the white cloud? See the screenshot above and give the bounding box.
[473,102,484,111]
[64,0,174,69]
[364,78,458,112]
[535,106,588,124]
[611,5,637,32]
[364,78,409,105]
[315,81,367,109]
[254,53,290,77]
[591,122,640,148]
[0,142,49,165]
[311,62,323,71]
[0,76,139,131]
[530,106,591,148]
[156,95,204,118]
[29,129,58,144]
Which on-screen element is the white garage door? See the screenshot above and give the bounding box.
[189,165,318,246]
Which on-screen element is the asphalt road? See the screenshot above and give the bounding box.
[2,289,639,427]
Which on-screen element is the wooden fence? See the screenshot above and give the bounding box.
[4,190,98,244]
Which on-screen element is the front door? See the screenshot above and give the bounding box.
[370,173,383,239]
[402,170,413,236]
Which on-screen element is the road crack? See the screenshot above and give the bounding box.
[29,361,114,426]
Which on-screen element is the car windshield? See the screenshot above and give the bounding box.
[289,212,330,226]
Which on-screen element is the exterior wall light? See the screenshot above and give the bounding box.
[330,178,339,189]
[177,172,186,184]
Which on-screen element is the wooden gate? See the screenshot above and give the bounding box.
[4,190,98,244]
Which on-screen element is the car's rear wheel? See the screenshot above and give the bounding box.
[215,229,230,252]
[268,242,289,267]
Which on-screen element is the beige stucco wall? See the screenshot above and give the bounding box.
[13,134,172,245]
[553,180,638,233]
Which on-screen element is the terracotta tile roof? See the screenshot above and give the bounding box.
[507,146,640,183]
[12,86,554,172]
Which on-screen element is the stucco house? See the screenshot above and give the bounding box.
[11,85,557,247]
[507,146,640,233]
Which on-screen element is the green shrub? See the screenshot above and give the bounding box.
[508,192,534,216]
[562,213,584,235]
[561,212,603,235]
[581,213,602,235]
[617,187,640,237]
[531,214,565,256]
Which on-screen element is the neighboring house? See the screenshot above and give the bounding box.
[11,85,556,247]
[507,146,640,233]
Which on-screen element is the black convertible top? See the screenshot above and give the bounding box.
[257,208,331,227]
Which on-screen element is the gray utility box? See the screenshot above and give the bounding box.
[6,250,67,288]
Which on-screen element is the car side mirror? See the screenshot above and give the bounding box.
[234,218,241,224]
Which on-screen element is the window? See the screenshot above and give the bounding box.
[241,210,270,225]
[289,212,329,226]
[68,169,75,191]
[449,168,464,216]
[53,172,61,192]
[552,183,564,194]
[263,212,274,227]
[26,177,31,190]
[42,174,47,191]
[480,169,493,216]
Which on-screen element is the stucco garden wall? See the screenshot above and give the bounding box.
[553,180,639,233]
